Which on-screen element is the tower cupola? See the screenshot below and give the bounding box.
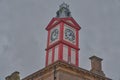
[56,2,71,18]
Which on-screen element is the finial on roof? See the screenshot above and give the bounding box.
[56,2,71,18]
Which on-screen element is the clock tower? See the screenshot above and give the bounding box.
[45,3,81,67]
[10,3,111,80]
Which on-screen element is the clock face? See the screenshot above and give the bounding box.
[65,29,75,41]
[64,24,76,44]
[50,28,59,42]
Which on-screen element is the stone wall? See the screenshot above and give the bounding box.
[5,71,20,80]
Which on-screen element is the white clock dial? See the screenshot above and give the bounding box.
[64,24,76,44]
[51,29,59,42]
[65,29,75,41]
[50,25,60,43]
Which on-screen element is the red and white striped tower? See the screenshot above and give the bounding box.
[45,3,81,67]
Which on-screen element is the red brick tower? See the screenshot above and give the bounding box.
[45,3,81,67]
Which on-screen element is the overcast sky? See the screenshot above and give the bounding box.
[0,0,120,80]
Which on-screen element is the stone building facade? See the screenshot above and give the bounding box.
[22,59,111,80]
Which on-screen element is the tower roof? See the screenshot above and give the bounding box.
[56,2,71,18]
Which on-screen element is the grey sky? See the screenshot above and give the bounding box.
[0,0,120,80]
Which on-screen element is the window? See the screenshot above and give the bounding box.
[54,46,58,61]
[71,48,76,64]
[63,45,68,62]
[48,49,52,65]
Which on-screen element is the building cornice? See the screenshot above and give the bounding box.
[22,61,111,80]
